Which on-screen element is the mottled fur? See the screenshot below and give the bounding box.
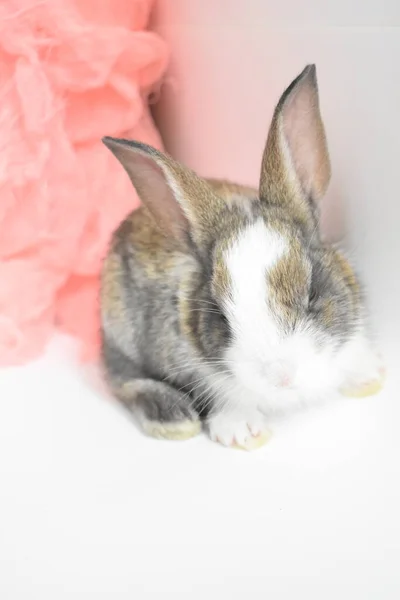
[100,65,381,448]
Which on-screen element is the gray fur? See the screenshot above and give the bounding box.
[100,212,221,431]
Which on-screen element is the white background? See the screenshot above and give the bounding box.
[1,2,400,598]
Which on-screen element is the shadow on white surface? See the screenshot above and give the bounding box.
[0,334,399,599]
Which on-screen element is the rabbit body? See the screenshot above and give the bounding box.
[100,66,383,449]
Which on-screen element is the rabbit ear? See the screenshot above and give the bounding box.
[103,137,224,250]
[259,65,331,213]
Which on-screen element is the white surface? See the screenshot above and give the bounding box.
[0,335,399,599]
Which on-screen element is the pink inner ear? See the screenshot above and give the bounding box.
[107,145,190,243]
[282,77,330,201]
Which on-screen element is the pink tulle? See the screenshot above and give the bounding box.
[0,0,168,365]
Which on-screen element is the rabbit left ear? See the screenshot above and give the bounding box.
[259,65,331,209]
[102,137,225,252]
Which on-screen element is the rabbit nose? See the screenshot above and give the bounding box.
[270,362,295,388]
[279,373,293,388]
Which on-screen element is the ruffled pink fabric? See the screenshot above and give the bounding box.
[0,0,168,364]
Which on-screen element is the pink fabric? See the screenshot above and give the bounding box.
[0,0,168,365]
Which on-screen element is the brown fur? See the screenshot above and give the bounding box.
[101,251,125,322]
[207,178,257,204]
[333,251,360,296]
[126,207,183,279]
[269,247,310,316]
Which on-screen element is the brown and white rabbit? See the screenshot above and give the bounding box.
[100,65,383,450]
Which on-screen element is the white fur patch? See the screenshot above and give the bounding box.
[219,220,294,413]
[224,219,286,347]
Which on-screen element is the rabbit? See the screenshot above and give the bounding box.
[100,65,384,450]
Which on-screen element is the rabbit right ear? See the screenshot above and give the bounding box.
[259,65,331,220]
[103,138,225,251]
